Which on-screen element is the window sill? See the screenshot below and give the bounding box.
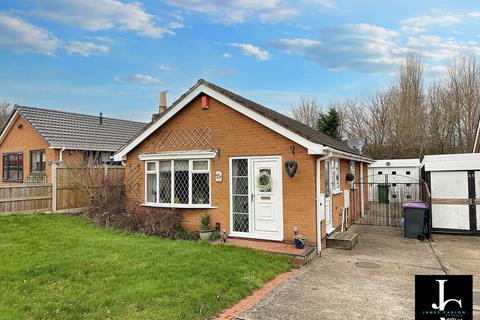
[332,190,343,195]
[142,203,218,209]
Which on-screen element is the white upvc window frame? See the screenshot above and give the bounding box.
[145,161,158,203]
[143,158,214,209]
[329,158,341,194]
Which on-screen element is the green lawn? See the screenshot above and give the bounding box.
[0,214,293,320]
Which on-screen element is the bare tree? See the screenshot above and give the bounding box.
[289,96,322,128]
[445,55,480,152]
[0,101,12,129]
[341,53,480,159]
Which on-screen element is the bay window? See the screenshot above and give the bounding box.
[145,159,211,207]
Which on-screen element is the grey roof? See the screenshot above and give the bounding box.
[11,105,147,152]
[196,79,360,155]
[126,79,360,156]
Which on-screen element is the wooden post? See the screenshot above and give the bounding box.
[51,162,57,213]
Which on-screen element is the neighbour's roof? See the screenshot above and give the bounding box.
[369,159,420,168]
[3,105,147,152]
[422,153,480,171]
[118,79,363,158]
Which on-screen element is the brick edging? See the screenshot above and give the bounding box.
[213,269,298,320]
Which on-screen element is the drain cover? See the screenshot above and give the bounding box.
[355,261,381,269]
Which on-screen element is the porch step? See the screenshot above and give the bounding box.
[326,231,358,250]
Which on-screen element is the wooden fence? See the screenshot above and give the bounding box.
[53,164,125,211]
[0,184,52,214]
[0,165,125,215]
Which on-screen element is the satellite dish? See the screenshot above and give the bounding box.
[347,138,365,153]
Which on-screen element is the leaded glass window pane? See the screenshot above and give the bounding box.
[174,160,189,204]
[158,161,171,203]
[192,172,209,204]
[232,159,249,232]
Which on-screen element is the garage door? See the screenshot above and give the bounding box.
[430,171,478,234]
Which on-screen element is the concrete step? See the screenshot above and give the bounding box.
[326,231,358,250]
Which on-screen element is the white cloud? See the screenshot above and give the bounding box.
[273,23,400,73]
[401,14,461,34]
[32,0,171,38]
[0,12,59,55]
[222,53,232,59]
[469,11,480,18]
[115,74,160,84]
[231,43,270,61]
[65,41,110,56]
[158,64,176,72]
[407,35,480,61]
[165,0,301,24]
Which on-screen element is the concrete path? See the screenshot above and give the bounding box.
[240,225,480,320]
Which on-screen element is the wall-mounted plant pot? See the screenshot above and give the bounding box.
[199,230,213,241]
[346,173,355,181]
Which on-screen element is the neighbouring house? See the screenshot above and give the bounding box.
[0,106,146,184]
[421,153,480,235]
[474,117,480,153]
[114,79,372,250]
[368,159,421,203]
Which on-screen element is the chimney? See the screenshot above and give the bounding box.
[99,112,103,125]
[159,91,167,114]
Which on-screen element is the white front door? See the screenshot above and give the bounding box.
[230,156,283,241]
[325,196,334,234]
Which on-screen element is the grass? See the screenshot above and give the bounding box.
[0,214,294,320]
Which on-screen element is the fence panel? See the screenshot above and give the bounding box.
[0,184,52,214]
[54,165,125,211]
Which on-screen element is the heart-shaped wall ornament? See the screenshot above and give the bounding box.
[285,160,298,178]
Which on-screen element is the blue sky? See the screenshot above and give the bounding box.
[0,0,479,122]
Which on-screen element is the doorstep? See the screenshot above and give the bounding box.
[213,238,316,265]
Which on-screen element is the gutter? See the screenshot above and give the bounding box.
[323,146,374,163]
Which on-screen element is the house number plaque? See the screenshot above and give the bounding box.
[215,170,223,183]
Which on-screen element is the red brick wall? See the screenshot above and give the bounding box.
[0,114,56,183]
[124,95,318,244]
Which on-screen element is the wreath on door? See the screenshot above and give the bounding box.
[256,171,272,192]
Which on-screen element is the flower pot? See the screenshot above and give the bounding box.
[199,230,213,241]
[294,238,305,249]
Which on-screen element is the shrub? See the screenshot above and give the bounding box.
[122,205,181,238]
[68,164,183,239]
[200,213,210,230]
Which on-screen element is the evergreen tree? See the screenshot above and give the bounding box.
[317,108,341,140]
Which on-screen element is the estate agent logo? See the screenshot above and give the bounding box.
[416,275,472,320]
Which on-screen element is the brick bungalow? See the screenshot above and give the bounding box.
[0,106,146,184]
[114,80,372,250]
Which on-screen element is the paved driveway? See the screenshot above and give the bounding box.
[240,225,480,320]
